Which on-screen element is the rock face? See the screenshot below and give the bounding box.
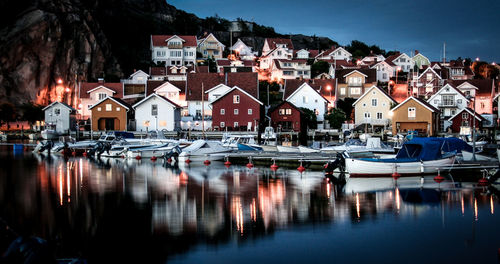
[0,0,336,105]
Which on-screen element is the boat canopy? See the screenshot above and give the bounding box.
[396,137,472,161]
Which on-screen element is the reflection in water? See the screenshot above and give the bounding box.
[0,151,499,263]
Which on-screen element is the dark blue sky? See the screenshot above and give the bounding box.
[169,0,500,62]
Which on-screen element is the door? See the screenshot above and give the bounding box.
[247,122,252,131]
[105,118,115,131]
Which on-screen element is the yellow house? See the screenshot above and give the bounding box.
[391,96,440,136]
[197,33,225,59]
[352,86,396,129]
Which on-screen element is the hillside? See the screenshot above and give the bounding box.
[0,0,336,105]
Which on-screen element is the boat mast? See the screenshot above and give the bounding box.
[202,82,205,139]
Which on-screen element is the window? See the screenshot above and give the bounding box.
[220,109,225,115]
[480,102,485,109]
[170,50,182,57]
[151,104,158,116]
[98,93,107,100]
[248,109,253,115]
[97,107,101,111]
[220,122,225,127]
[203,50,207,55]
[351,88,361,95]
[465,91,471,96]
[377,112,383,119]
[364,112,371,119]
[371,99,377,106]
[462,120,469,127]
[234,109,239,115]
[442,95,454,106]
[426,73,433,81]
[279,109,285,115]
[451,110,456,115]
[234,122,239,127]
[340,87,346,95]
[462,112,469,119]
[195,101,201,105]
[233,95,240,103]
[116,107,120,111]
[362,103,366,107]
[106,104,112,111]
[408,107,416,118]
[214,50,219,55]
[302,96,308,103]
[195,109,201,117]
[400,58,406,62]
[285,108,292,115]
[457,99,462,104]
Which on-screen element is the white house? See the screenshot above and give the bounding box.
[284,82,328,129]
[270,59,311,82]
[427,83,469,131]
[386,52,414,73]
[152,81,186,108]
[197,33,225,59]
[295,49,312,59]
[133,93,181,132]
[259,46,293,70]
[316,46,352,61]
[230,39,257,60]
[43,101,77,133]
[262,38,294,56]
[151,35,197,66]
[370,60,394,83]
[121,70,149,99]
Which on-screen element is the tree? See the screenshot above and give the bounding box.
[299,107,317,129]
[258,81,282,106]
[345,40,386,59]
[20,102,44,126]
[311,60,330,78]
[336,98,356,120]
[471,61,499,79]
[0,103,16,129]
[324,108,346,129]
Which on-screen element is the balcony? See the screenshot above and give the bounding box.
[438,102,457,108]
[167,44,183,49]
[356,118,390,126]
[204,43,221,50]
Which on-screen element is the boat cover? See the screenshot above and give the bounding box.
[396,137,471,161]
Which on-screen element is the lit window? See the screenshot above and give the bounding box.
[234,109,239,115]
[340,88,346,95]
[279,109,285,115]
[351,88,361,95]
[248,109,252,115]
[426,73,433,81]
[106,104,112,111]
[303,96,308,103]
[234,122,239,127]
[285,109,292,115]
[233,95,240,103]
[408,107,416,118]
[462,112,469,119]
[116,107,120,111]
[97,107,101,111]
[220,109,225,115]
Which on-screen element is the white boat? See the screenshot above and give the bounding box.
[178,140,232,162]
[277,145,299,153]
[41,129,59,140]
[321,137,394,154]
[345,137,461,177]
[261,126,277,142]
[461,150,498,162]
[126,141,181,159]
[298,146,320,153]
[221,134,262,151]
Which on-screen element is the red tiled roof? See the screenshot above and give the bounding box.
[79,82,123,99]
[265,38,294,50]
[185,72,258,101]
[151,35,197,47]
[450,79,494,96]
[150,67,166,76]
[309,50,319,58]
[284,79,335,100]
[335,68,377,84]
[197,66,209,73]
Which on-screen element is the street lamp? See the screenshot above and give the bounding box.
[395,67,401,84]
[466,95,476,161]
[326,85,332,108]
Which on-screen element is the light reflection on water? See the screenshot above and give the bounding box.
[0,151,499,263]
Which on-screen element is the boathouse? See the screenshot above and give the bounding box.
[90,97,132,131]
[390,96,439,136]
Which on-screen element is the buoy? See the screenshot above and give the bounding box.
[135,155,142,160]
[167,158,172,163]
[185,158,191,164]
[324,163,329,169]
[151,156,157,161]
[224,160,231,166]
[297,161,305,172]
[270,163,279,171]
[204,160,211,166]
[61,150,66,155]
[392,172,401,180]
[434,174,445,183]
[72,151,76,156]
[246,162,254,168]
[478,178,489,186]
[82,152,87,157]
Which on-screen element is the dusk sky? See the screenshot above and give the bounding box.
[169,0,500,62]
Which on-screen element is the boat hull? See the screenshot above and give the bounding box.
[345,156,456,177]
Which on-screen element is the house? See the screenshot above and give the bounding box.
[43,101,77,133]
[294,49,319,59]
[78,79,123,120]
[269,101,306,132]
[445,60,474,80]
[89,97,132,131]
[230,39,257,60]
[285,79,337,108]
[270,59,311,82]
[133,93,181,132]
[412,51,430,69]
[385,52,414,72]
[146,80,186,109]
[262,38,294,56]
[360,53,385,65]
[335,69,377,99]
[390,96,440,136]
[157,65,195,81]
[150,35,197,66]
[259,45,294,71]
[409,67,445,98]
[211,86,263,131]
[448,108,484,134]
[121,70,149,100]
[216,59,256,73]
[427,83,469,131]
[370,60,394,83]
[197,33,225,59]
[450,79,496,114]
[315,46,352,61]
[352,86,397,130]
[283,81,328,129]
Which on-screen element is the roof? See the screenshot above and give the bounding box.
[352,86,397,106]
[265,38,294,50]
[197,33,225,47]
[150,67,166,76]
[151,35,197,47]
[450,79,494,96]
[391,96,439,113]
[417,67,442,80]
[284,79,336,99]
[427,84,468,103]
[283,81,328,102]
[273,59,308,70]
[336,68,377,83]
[448,107,485,122]
[316,46,351,58]
[42,101,77,112]
[79,82,123,99]
[317,59,357,69]
[185,72,258,101]
[343,70,368,78]
[269,101,304,115]
[146,80,185,96]
[132,93,181,109]
[89,97,131,111]
[210,86,263,105]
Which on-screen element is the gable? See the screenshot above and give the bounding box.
[87,85,117,95]
[210,86,263,105]
[133,93,180,109]
[392,97,438,113]
[343,70,368,78]
[154,82,182,93]
[286,83,327,102]
[352,86,396,106]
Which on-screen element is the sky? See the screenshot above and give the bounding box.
[169,0,500,62]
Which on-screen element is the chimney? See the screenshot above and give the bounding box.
[415,50,419,55]
[98,78,104,84]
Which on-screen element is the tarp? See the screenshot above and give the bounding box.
[395,137,471,161]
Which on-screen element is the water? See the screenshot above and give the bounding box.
[0,148,499,263]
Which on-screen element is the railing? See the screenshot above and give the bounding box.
[167,44,183,49]
[204,43,220,50]
[438,102,456,107]
[357,118,390,125]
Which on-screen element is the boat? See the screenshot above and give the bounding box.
[41,127,59,140]
[178,140,232,162]
[261,126,277,143]
[277,145,299,153]
[461,150,498,162]
[126,141,182,159]
[221,134,262,151]
[321,137,394,154]
[344,137,470,177]
[298,146,320,153]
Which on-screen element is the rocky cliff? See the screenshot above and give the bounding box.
[0,0,336,105]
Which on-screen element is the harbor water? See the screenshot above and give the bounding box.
[0,146,499,263]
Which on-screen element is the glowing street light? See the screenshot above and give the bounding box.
[326,85,333,108]
[475,57,480,62]
[65,87,71,93]
[57,78,63,84]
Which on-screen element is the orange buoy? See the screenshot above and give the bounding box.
[135,155,142,160]
[204,160,211,166]
[185,158,191,164]
[151,156,157,161]
[224,160,231,166]
[434,174,445,183]
[72,151,76,156]
[167,158,172,163]
[246,163,254,168]
[392,172,401,180]
[82,152,87,157]
[270,163,279,171]
[478,178,489,186]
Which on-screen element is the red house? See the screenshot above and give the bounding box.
[447,108,484,133]
[269,101,305,132]
[211,86,263,131]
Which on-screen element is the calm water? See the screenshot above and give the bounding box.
[0,148,499,263]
